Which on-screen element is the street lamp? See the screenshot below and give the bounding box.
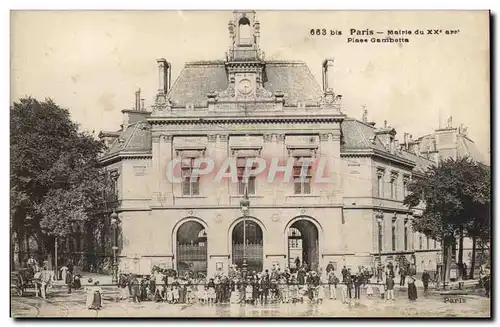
[376,210,384,282]
[110,210,120,285]
[240,187,250,280]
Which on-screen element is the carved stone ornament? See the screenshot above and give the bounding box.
[215,214,223,223]
[263,134,273,142]
[218,134,229,142]
[272,214,280,222]
[319,133,332,142]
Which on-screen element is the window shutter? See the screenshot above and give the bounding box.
[192,179,199,195]
[248,177,256,194]
[303,179,311,194]
[182,178,190,195]
[294,181,302,194]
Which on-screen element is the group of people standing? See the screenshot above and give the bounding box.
[111,261,423,306]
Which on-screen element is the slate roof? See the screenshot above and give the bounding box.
[167,60,323,107]
[106,121,151,156]
[415,131,487,164]
[340,118,434,172]
[457,135,487,164]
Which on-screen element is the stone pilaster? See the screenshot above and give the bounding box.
[158,134,174,206]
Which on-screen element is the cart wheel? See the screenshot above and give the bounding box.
[17,287,24,297]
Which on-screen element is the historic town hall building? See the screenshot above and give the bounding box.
[97,11,484,277]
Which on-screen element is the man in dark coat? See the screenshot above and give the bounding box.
[344,273,353,300]
[294,257,301,271]
[260,273,270,304]
[341,266,348,282]
[66,269,73,294]
[421,270,430,293]
[131,275,141,303]
[297,267,306,285]
[354,272,363,299]
[326,261,335,274]
[399,266,407,286]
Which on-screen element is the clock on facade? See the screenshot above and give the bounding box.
[237,79,253,95]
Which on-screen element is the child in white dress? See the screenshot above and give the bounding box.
[172,286,180,304]
[378,282,385,300]
[366,283,374,298]
[317,284,325,303]
[167,287,173,303]
[245,283,253,303]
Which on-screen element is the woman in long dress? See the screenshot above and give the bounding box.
[407,276,418,301]
[86,279,104,310]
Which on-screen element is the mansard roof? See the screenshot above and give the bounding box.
[415,130,487,164]
[167,60,323,107]
[341,118,434,171]
[105,121,151,156]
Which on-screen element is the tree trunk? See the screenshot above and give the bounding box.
[458,226,464,266]
[26,233,30,257]
[469,235,476,279]
[17,228,26,266]
[11,232,16,270]
[443,236,453,289]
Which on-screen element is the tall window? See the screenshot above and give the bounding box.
[390,178,396,199]
[404,219,408,251]
[434,239,437,249]
[182,158,200,196]
[419,235,423,250]
[237,157,256,195]
[377,172,384,198]
[403,179,408,198]
[109,171,119,202]
[293,156,312,195]
[391,218,397,251]
[378,222,383,252]
[426,237,430,250]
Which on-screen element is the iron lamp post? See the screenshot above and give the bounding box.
[110,210,120,285]
[376,211,384,282]
[240,196,250,280]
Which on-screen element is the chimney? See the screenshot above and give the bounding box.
[157,58,171,95]
[322,58,335,92]
[135,88,141,111]
[404,132,409,150]
[362,106,368,123]
[141,99,145,111]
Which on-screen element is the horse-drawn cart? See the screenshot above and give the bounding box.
[10,268,35,297]
[11,268,55,298]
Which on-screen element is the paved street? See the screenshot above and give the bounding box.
[11,287,490,318]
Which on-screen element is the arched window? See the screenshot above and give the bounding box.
[238,17,252,45]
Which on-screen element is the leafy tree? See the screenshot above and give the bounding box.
[10,97,110,267]
[404,157,491,284]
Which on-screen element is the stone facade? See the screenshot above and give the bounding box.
[97,11,484,277]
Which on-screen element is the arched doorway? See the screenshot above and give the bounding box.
[287,220,319,272]
[176,221,207,277]
[232,220,263,272]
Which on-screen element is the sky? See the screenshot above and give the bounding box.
[10,10,490,159]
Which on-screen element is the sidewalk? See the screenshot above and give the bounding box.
[389,275,479,291]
